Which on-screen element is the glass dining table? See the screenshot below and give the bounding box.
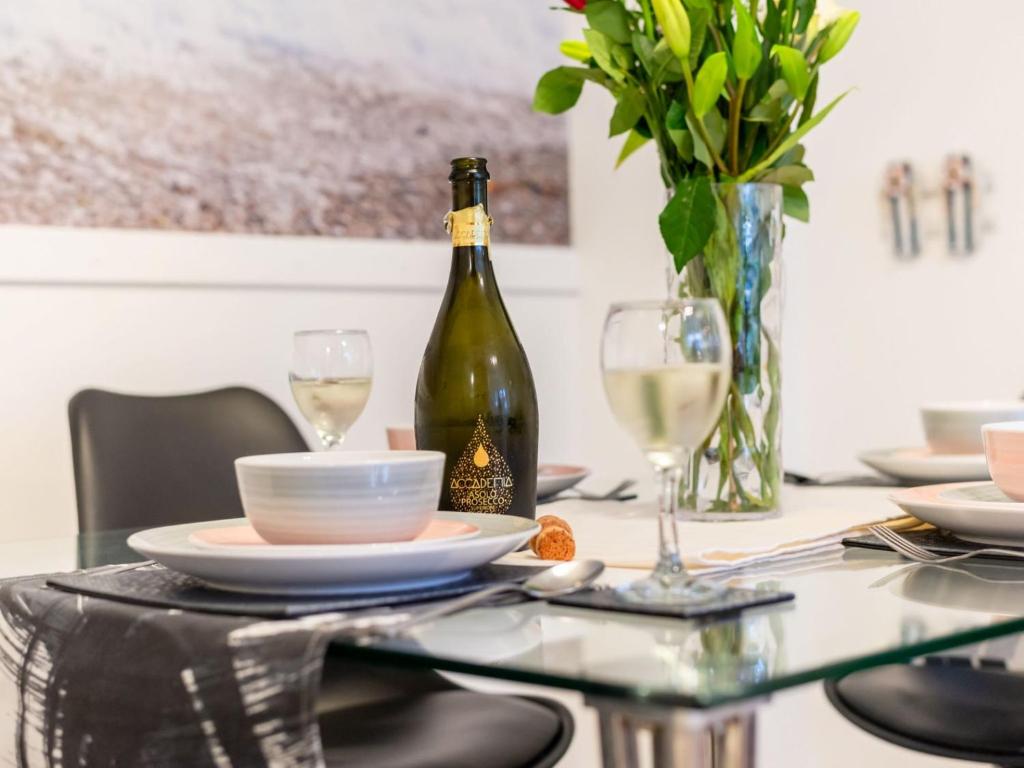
[4,504,1024,768]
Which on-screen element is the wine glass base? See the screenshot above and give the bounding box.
[615,572,724,606]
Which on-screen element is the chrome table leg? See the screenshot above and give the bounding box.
[586,696,765,768]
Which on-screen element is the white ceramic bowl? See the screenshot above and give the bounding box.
[921,401,1024,455]
[983,422,1024,501]
[235,450,444,545]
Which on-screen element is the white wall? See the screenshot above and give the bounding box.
[571,0,1024,484]
[782,0,1024,473]
[4,0,1021,533]
[0,228,581,540]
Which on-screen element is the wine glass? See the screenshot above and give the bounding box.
[601,300,731,605]
[289,330,373,449]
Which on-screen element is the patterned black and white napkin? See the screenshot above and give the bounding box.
[0,563,542,766]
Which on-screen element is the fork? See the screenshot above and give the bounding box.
[868,525,1024,565]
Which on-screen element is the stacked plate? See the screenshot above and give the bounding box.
[129,513,538,595]
[128,450,540,595]
[860,401,1024,483]
[889,420,1024,545]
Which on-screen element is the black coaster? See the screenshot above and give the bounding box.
[844,530,1024,564]
[46,563,546,618]
[551,585,794,620]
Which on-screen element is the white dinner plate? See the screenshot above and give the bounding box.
[128,512,539,595]
[536,464,590,498]
[859,447,989,483]
[890,481,1024,545]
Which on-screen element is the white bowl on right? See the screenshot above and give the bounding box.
[235,450,444,545]
[921,401,1024,455]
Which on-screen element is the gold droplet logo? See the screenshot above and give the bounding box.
[449,415,514,514]
[473,445,490,468]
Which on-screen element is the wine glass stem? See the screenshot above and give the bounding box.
[654,461,687,579]
[319,432,345,450]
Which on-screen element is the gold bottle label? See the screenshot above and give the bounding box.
[449,415,514,514]
[444,204,491,247]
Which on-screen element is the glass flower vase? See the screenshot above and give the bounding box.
[670,183,783,520]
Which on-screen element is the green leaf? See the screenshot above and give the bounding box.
[611,42,634,72]
[668,128,694,161]
[793,0,816,34]
[686,108,726,168]
[770,44,809,100]
[746,102,781,123]
[819,10,860,63]
[745,78,789,122]
[533,67,585,114]
[559,40,591,63]
[666,99,687,130]
[739,89,849,181]
[777,142,805,166]
[702,193,739,311]
[764,78,790,102]
[763,0,782,46]
[609,87,646,136]
[732,0,763,79]
[687,7,710,70]
[583,29,627,82]
[616,129,650,168]
[685,0,712,8]
[659,176,717,272]
[632,31,656,75]
[585,0,633,45]
[799,74,819,126]
[758,164,814,185]
[651,39,684,83]
[692,51,727,118]
[782,184,809,221]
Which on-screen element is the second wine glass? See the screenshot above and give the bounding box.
[289,330,373,449]
[601,300,731,605]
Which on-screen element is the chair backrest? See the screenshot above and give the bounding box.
[69,387,309,532]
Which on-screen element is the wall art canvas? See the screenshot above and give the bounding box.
[0,1,569,244]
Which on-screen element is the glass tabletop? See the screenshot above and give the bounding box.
[333,549,1024,709]
[5,527,1024,710]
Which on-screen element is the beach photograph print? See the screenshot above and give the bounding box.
[0,1,569,244]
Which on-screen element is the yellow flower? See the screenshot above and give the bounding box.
[651,0,691,61]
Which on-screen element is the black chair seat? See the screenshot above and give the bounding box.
[826,664,1024,765]
[321,689,572,768]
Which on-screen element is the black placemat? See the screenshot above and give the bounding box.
[47,563,545,618]
[551,585,794,620]
[844,530,1024,563]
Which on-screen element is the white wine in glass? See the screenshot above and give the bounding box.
[290,330,372,449]
[603,364,729,469]
[601,300,731,605]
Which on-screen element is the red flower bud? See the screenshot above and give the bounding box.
[564,0,586,9]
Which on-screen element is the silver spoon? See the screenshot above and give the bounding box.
[378,559,606,638]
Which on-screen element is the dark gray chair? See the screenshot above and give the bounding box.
[67,386,574,767]
[826,661,1024,767]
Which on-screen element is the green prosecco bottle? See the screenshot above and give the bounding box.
[414,157,538,520]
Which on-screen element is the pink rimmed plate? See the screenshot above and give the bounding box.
[189,518,479,550]
[536,464,589,498]
[890,481,1024,545]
